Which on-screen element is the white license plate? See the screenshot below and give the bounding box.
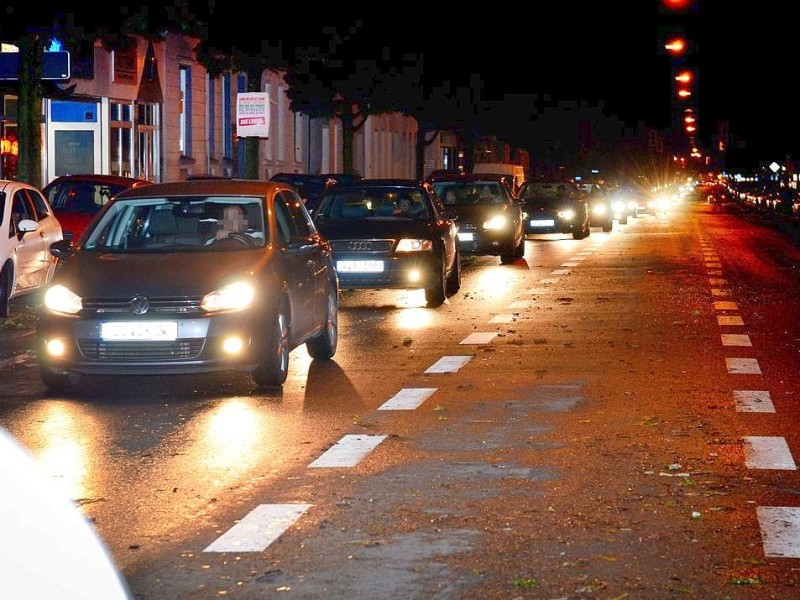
[337,260,384,273]
[101,321,178,341]
[530,219,555,227]
[457,232,474,242]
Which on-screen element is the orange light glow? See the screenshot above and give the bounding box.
[675,70,693,83]
[663,0,691,8]
[0,138,18,156]
[678,89,692,98]
[686,125,696,132]
[665,38,686,54]
[684,116,696,123]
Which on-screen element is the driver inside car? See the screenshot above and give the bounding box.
[216,204,248,240]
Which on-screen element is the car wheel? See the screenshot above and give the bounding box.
[306,287,338,360]
[445,248,461,296]
[514,234,525,259]
[0,265,10,319]
[39,363,78,393]
[425,256,447,307]
[572,228,585,240]
[602,220,613,232]
[500,239,519,264]
[619,216,628,225]
[251,307,290,387]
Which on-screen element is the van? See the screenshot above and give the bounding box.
[471,163,526,194]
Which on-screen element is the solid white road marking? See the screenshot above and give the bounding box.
[721,334,752,346]
[460,332,498,345]
[308,434,387,468]
[726,358,762,374]
[204,504,312,553]
[733,390,775,413]
[758,507,800,557]
[489,314,516,323]
[379,388,437,410]
[508,300,532,309]
[743,437,797,470]
[425,356,472,373]
[718,315,745,326]
[714,301,738,310]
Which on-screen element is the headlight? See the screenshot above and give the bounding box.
[627,200,638,210]
[44,285,83,315]
[558,209,575,220]
[201,281,255,312]
[612,200,625,212]
[592,204,607,215]
[396,239,433,252]
[483,215,507,230]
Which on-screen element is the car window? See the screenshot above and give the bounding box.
[315,187,430,221]
[82,196,267,252]
[25,189,52,220]
[9,191,35,236]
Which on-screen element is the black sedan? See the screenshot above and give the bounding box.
[313,179,460,307]
[428,173,525,264]
[578,182,614,232]
[37,179,339,391]
[517,181,590,239]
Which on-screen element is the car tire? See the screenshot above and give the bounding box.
[425,256,447,307]
[445,248,461,296]
[500,238,520,264]
[572,228,585,240]
[514,234,525,259]
[39,364,78,393]
[251,307,289,387]
[306,287,338,360]
[619,216,628,225]
[602,220,613,232]
[0,265,11,319]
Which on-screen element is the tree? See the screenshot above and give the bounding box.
[16,34,44,187]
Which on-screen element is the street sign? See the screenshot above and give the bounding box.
[0,51,71,80]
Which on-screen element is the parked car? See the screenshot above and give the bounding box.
[37,179,339,391]
[577,182,614,232]
[0,179,63,318]
[43,174,152,241]
[312,178,460,307]
[517,180,590,239]
[270,173,363,215]
[427,173,525,264]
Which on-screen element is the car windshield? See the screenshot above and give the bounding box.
[46,181,129,214]
[432,182,506,205]
[519,184,573,202]
[315,187,430,221]
[82,196,267,252]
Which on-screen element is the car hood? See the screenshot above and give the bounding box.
[52,250,268,298]
[315,219,434,240]
[449,203,513,223]
[521,198,572,210]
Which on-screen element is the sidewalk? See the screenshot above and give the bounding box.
[0,299,39,369]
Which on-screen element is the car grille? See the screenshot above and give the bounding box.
[82,297,203,314]
[78,339,205,360]
[329,239,394,253]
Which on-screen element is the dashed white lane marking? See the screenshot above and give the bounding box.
[714,301,738,310]
[425,356,472,373]
[539,278,559,284]
[309,434,387,468]
[718,315,745,326]
[743,437,797,470]
[711,288,731,297]
[525,288,550,294]
[562,261,581,266]
[204,503,312,553]
[721,334,752,347]
[379,388,437,410]
[551,269,571,275]
[489,314,516,323]
[508,300,532,309]
[709,278,728,285]
[708,270,723,276]
[726,358,762,374]
[460,332,497,345]
[757,507,800,558]
[705,262,722,268]
[733,390,775,413]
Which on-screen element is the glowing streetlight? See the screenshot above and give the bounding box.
[674,70,693,84]
[677,88,692,98]
[665,37,686,55]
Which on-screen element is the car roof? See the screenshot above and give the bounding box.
[43,174,151,188]
[335,178,426,188]
[114,178,283,199]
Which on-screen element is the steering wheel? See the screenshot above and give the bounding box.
[226,232,255,247]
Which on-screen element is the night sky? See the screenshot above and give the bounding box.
[2,2,798,168]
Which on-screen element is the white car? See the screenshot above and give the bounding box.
[0,180,63,318]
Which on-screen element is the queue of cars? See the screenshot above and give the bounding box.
[2,168,654,391]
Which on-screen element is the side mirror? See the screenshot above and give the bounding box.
[16,218,39,238]
[49,239,75,262]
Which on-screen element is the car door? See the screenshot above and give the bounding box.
[24,187,62,286]
[7,189,43,294]
[273,190,323,339]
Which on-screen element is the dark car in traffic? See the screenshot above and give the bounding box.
[312,178,460,307]
[270,172,363,215]
[427,173,525,264]
[42,173,152,241]
[577,181,614,232]
[37,179,339,391]
[517,180,590,239]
